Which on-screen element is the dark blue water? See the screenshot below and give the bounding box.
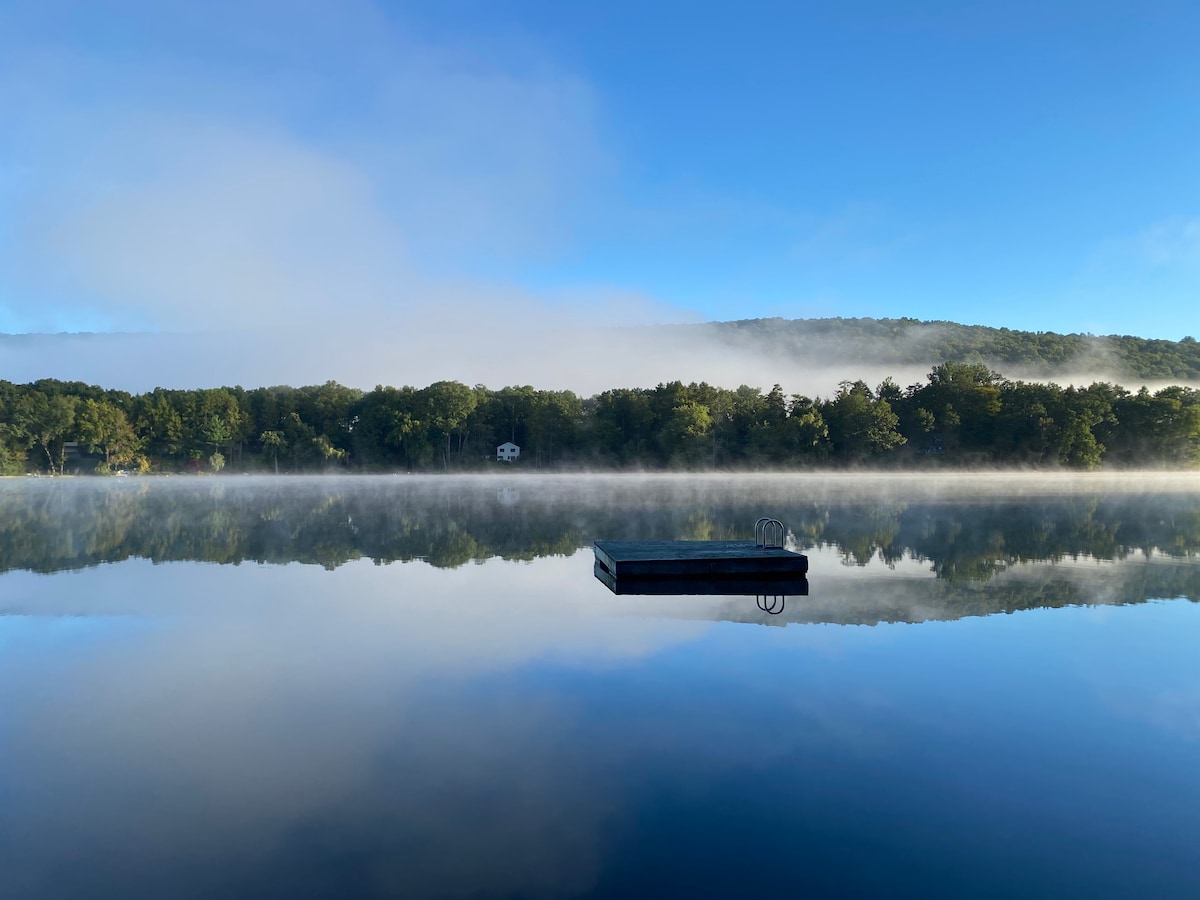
[1,475,1199,898]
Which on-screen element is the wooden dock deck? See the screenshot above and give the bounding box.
[594,540,809,578]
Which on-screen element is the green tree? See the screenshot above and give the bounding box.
[527,390,583,467]
[783,396,831,462]
[77,399,141,470]
[202,414,233,458]
[0,434,24,475]
[492,385,537,445]
[591,388,655,464]
[1058,411,1104,469]
[419,381,478,470]
[260,430,287,473]
[993,381,1062,464]
[15,392,77,473]
[1109,386,1200,467]
[312,435,347,468]
[822,381,906,463]
[918,362,1002,453]
[193,389,243,461]
[133,391,186,459]
[664,400,713,467]
[351,385,424,468]
[726,385,769,466]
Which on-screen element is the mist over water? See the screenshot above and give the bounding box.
[4,472,1200,624]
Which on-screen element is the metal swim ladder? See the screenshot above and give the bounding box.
[754,517,790,615]
[754,517,785,550]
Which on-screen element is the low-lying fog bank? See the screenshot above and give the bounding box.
[3,329,1196,400]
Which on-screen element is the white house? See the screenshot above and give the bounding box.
[497,441,521,462]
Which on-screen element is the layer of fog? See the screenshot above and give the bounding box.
[1,325,1190,399]
[0,328,928,399]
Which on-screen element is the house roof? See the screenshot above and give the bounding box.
[497,442,520,450]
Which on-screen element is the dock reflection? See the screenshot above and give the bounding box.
[593,561,808,615]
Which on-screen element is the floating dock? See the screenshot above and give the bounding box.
[593,540,809,579]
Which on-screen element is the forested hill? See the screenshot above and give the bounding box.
[682,317,1200,381]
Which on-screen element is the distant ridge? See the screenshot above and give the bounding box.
[681,317,1200,381]
[4,318,1198,389]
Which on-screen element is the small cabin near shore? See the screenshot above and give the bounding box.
[497,442,521,462]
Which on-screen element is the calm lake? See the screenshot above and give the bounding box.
[2,474,1200,899]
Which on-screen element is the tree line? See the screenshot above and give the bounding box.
[2,361,1199,474]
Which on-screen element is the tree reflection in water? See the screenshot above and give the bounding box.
[2,474,1198,624]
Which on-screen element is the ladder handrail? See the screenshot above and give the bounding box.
[754,516,785,550]
[756,594,785,615]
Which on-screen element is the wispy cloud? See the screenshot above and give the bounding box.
[790,202,921,268]
[1132,216,1200,267]
[2,0,608,326]
[1088,215,1200,274]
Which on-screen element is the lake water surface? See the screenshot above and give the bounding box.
[2,474,1200,898]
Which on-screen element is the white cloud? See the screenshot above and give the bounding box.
[2,0,607,315]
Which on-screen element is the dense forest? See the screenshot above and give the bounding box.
[2,361,1200,473]
[694,316,1200,380]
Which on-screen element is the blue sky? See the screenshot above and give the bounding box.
[1,0,1198,344]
